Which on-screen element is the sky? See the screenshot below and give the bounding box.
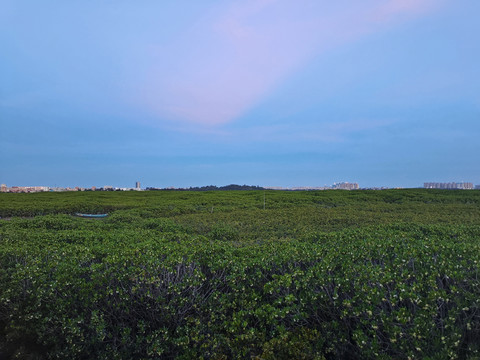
[1,0,479,188]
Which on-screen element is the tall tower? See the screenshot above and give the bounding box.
[135,181,141,190]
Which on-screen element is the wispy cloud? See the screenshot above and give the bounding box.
[229,118,396,144]
[370,0,438,23]
[138,0,440,126]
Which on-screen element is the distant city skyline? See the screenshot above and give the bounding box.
[3,180,480,193]
[1,1,479,188]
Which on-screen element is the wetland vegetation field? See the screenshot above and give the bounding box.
[1,189,480,359]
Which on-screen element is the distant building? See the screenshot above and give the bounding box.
[458,182,474,190]
[0,184,7,192]
[424,182,473,189]
[333,182,359,190]
[136,181,141,190]
[7,186,49,193]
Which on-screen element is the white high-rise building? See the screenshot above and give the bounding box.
[333,182,359,190]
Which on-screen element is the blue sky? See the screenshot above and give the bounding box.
[1,0,479,188]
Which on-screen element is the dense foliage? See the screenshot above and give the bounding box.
[1,190,479,359]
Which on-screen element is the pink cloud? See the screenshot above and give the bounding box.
[371,0,439,23]
[138,0,441,126]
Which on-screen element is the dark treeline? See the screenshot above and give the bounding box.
[147,184,265,191]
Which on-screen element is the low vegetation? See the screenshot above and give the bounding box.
[1,190,479,359]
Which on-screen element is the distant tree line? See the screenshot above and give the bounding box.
[147,184,265,191]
